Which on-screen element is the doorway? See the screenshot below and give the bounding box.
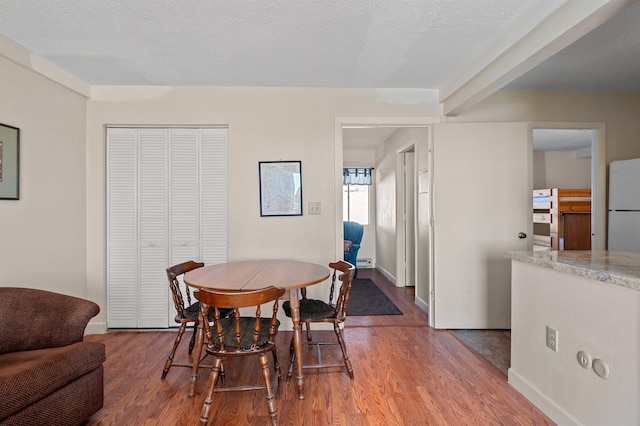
[530,123,606,250]
[337,117,435,327]
[451,122,606,372]
[397,145,416,288]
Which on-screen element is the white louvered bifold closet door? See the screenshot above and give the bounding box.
[107,127,228,328]
[200,128,228,265]
[107,128,138,327]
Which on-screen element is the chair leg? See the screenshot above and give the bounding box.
[286,335,295,384]
[334,322,354,380]
[162,323,187,379]
[189,321,198,354]
[219,361,226,385]
[200,322,225,385]
[199,357,223,426]
[271,346,282,382]
[260,353,278,426]
[305,320,313,342]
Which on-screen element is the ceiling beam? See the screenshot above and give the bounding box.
[440,0,636,117]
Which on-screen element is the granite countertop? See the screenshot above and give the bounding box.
[505,250,640,291]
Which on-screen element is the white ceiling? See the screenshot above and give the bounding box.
[1,0,638,151]
[0,0,567,88]
[506,0,640,92]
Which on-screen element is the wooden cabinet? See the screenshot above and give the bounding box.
[533,188,591,251]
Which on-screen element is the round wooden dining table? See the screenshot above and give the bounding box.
[184,259,330,400]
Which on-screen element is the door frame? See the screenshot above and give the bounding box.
[395,141,416,288]
[528,121,606,250]
[335,116,438,327]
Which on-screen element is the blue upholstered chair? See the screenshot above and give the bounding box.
[343,221,364,275]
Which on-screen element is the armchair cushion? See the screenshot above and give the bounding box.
[0,287,99,355]
[343,221,364,270]
[0,287,105,425]
[343,221,364,246]
[0,341,106,420]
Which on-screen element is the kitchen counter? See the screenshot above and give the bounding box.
[507,249,640,425]
[505,250,640,291]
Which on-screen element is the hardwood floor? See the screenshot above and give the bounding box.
[85,268,553,425]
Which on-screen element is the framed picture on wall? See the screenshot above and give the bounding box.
[259,161,303,216]
[0,123,20,200]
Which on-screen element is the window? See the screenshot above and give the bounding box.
[343,167,373,225]
[343,184,369,225]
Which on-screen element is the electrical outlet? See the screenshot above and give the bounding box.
[546,326,559,352]
[308,202,321,215]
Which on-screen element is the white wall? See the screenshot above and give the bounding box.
[373,141,397,280]
[86,89,640,331]
[86,86,439,330]
[534,150,592,189]
[4,34,640,341]
[510,261,640,425]
[451,90,640,163]
[374,127,429,288]
[0,53,89,300]
[415,130,431,312]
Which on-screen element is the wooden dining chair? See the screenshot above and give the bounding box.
[162,260,232,379]
[195,286,286,426]
[282,260,356,380]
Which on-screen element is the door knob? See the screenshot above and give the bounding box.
[518,232,527,239]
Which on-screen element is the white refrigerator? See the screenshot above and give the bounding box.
[608,158,640,253]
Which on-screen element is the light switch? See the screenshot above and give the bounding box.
[308,202,321,215]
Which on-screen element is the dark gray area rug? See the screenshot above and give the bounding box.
[347,278,403,316]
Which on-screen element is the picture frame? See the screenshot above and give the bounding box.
[259,161,303,216]
[0,123,20,200]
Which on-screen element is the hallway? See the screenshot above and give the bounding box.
[355,268,510,377]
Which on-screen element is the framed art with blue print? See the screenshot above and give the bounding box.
[259,161,302,216]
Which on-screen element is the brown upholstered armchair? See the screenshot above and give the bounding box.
[0,287,106,426]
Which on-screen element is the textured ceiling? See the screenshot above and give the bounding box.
[2,1,638,152]
[0,0,564,88]
[506,0,640,91]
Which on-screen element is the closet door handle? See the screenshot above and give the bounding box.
[518,232,527,239]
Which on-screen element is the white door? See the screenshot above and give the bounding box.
[138,129,170,328]
[404,151,416,286]
[106,128,139,328]
[432,122,531,329]
[107,127,228,329]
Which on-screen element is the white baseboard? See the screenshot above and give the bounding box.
[508,368,582,426]
[85,320,107,335]
[414,295,429,315]
[376,265,396,285]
